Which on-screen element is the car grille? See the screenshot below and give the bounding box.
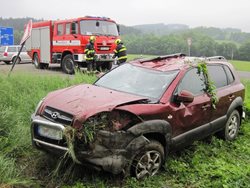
[96,42,112,51]
[42,106,73,126]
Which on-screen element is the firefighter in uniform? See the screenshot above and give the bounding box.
[84,36,96,72]
[113,39,127,65]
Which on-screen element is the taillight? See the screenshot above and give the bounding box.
[3,52,8,56]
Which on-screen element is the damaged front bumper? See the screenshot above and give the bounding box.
[31,114,149,174]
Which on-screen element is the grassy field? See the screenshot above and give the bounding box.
[230,60,250,72]
[0,70,249,187]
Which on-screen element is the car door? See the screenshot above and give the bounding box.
[7,46,17,61]
[19,46,31,62]
[170,68,213,142]
[207,64,237,132]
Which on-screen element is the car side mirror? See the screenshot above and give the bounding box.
[176,90,194,103]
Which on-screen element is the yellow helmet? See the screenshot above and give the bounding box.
[115,39,121,45]
[89,36,96,42]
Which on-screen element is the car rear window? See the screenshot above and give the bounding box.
[207,65,228,88]
[0,46,6,52]
[7,46,17,52]
[224,65,235,84]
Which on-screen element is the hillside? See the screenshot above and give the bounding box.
[133,23,189,35]
[126,23,250,45]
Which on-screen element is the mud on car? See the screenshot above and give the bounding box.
[31,53,245,179]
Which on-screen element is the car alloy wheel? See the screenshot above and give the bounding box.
[131,140,164,179]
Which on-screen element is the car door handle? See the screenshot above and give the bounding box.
[202,104,210,110]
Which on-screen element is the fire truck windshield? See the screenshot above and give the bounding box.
[80,20,119,36]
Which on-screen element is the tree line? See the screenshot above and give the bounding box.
[122,32,250,61]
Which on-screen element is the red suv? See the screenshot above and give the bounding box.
[31,54,245,179]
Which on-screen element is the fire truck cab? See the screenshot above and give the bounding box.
[26,16,120,74]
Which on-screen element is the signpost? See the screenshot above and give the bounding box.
[187,37,192,56]
[0,27,14,46]
[9,20,32,75]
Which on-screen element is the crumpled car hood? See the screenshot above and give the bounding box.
[40,84,147,119]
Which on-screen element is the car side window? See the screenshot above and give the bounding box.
[17,47,26,52]
[207,65,227,88]
[57,24,64,35]
[21,47,27,52]
[224,65,235,84]
[7,47,16,52]
[177,68,206,95]
[0,46,6,52]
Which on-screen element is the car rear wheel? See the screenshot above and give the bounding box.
[12,56,21,64]
[131,140,164,179]
[219,110,240,141]
[62,54,76,74]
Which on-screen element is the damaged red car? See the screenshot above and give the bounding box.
[31,53,245,179]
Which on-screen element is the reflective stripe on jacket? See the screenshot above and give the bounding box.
[114,43,127,60]
[84,42,95,60]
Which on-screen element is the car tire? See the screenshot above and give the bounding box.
[12,56,21,64]
[33,53,41,69]
[131,140,164,179]
[219,110,241,141]
[62,54,76,74]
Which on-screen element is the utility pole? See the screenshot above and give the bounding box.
[187,37,192,56]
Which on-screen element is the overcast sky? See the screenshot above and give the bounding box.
[1,0,250,32]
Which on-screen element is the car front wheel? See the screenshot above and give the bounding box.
[131,140,164,179]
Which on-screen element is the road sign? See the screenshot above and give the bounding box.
[0,27,14,46]
[187,37,192,46]
[20,20,32,45]
[187,38,192,56]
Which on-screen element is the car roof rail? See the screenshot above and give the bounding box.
[206,56,227,61]
[139,53,186,63]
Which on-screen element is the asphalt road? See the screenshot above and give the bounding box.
[0,61,72,77]
[0,61,250,79]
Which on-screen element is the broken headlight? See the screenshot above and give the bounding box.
[83,110,138,132]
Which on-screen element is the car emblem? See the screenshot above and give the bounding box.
[102,40,107,45]
[51,111,60,119]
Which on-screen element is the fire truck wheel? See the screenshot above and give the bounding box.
[33,53,41,69]
[62,54,76,74]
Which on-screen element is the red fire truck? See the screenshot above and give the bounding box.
[25,16,120,74]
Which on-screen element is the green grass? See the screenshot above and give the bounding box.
[0,72,249,187]
[230,60,250,72]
